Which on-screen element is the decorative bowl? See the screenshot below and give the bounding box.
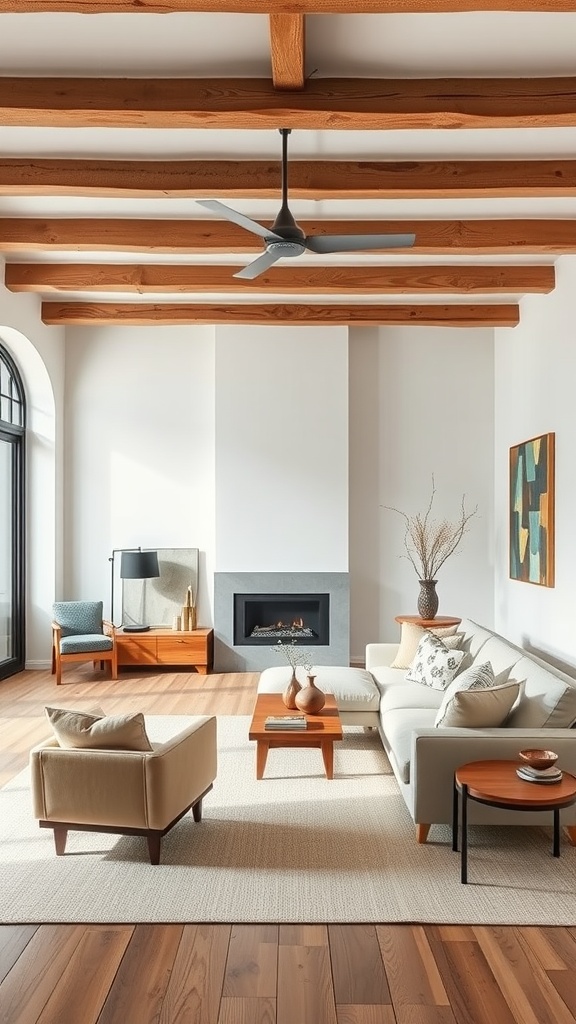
[519,748,558,771]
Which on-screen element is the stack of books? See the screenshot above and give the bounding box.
[516,764,563,784]
[264,714,307,730]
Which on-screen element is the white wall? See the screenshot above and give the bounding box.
[64,325,216,624]
[214,325,349,572]
[0,276,65,666]
[349,325,495,660]
[494,255,576,671]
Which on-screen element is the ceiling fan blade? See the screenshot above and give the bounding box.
[233,249,284,280]
[196,200,281,242]
[304,233,416,254]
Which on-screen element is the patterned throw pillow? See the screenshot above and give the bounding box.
[434,661,495,726]
[405,633,466,690]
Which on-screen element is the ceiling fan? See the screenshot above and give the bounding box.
[196,129,416,280]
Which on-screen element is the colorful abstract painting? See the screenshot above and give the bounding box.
[509,432,555,587]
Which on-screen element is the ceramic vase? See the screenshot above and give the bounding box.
[417,579,439,619]
[294,675,326,715]
[282,670,302,709]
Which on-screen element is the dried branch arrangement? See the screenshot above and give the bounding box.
[383,477,478,581]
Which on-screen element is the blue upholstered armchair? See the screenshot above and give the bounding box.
[51,600,117,685]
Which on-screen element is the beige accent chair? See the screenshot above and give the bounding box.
[30,715,217,864]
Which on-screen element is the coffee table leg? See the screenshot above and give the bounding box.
[461,784,468,884]
[256,740,269,780]
[452,776,459,852]
[553,809,561,857]
[321,741,334,779]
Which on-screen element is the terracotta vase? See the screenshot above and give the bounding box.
[282,670,302,710]
[294,675,326,715]
[417,579,439,620]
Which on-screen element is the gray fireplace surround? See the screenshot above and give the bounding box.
[213,572,350,672]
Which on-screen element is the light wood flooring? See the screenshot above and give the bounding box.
[1,665,576,1024]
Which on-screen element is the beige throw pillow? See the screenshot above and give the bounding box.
[391,621,459,670]
[435,680,521,728]
[434,661,495,727]
[45,706,152,751]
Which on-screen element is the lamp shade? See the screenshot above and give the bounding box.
[120,550,160,580]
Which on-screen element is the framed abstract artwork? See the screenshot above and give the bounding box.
[509,432,555,587]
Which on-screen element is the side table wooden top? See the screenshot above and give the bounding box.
[455,759,576,809]
[395,615,462,629]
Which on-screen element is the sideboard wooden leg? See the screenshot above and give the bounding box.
[416,823,431,844]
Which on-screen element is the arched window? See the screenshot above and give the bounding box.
[0,344,25,679]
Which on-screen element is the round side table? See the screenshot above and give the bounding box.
[453,759,576,884]
[395,615,462,629]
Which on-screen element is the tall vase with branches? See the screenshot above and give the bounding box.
[383,476,478,619]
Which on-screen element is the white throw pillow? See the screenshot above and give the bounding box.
[405,633,466,691]
[391,622,460,670]
[434,661,495,726]
[434,680,521,728]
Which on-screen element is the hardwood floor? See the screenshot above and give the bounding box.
[1,666,576,1024]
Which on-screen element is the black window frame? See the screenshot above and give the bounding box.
[0,345,26,680]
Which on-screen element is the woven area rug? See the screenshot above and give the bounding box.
[1,715,576,924]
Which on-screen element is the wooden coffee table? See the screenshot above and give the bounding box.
[453,759,576,883]
[248,693,343,780]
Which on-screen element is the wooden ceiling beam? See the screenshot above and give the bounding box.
[0,218,574,254]
[2,77,576,129]
[2,1,575,13]
[40,301,519,327]
[2,158,576,199]
[269,15,305,90]
[5,263,555,294]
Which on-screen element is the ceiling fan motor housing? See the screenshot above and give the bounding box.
[266,239,307,258]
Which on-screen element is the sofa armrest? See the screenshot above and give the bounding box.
[365,643,400,670]
[410,727,576,824]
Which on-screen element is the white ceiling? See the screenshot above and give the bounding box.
[1,8,575,313]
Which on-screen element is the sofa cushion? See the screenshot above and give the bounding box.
[382,708,438,784]
[257,665,380,713]
[435,680,521,728]
[45,706,153,751]
[468,635,523,683]
[405,633,466,690]
[457,619,497,659]
[379,682,443,715]
[391,621,459,670]
[505,656,576,728]
[434,661,495,727]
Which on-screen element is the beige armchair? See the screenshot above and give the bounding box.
[30,715,217,864]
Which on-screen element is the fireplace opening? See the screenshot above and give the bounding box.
[233,593,329,646]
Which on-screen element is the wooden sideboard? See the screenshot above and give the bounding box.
[116,627,213,674]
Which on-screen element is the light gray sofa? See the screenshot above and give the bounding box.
[257,618,576,844]
[367,617,576,843]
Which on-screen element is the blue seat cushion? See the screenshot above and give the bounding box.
[60,635,113,655]
[53,601,104,638]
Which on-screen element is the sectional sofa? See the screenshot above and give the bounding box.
[258,617,576,844]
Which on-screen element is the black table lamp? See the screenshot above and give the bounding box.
[109,547,160,631]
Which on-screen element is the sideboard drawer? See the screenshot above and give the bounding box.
[117,636,157,665]
[156,636,206,664]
